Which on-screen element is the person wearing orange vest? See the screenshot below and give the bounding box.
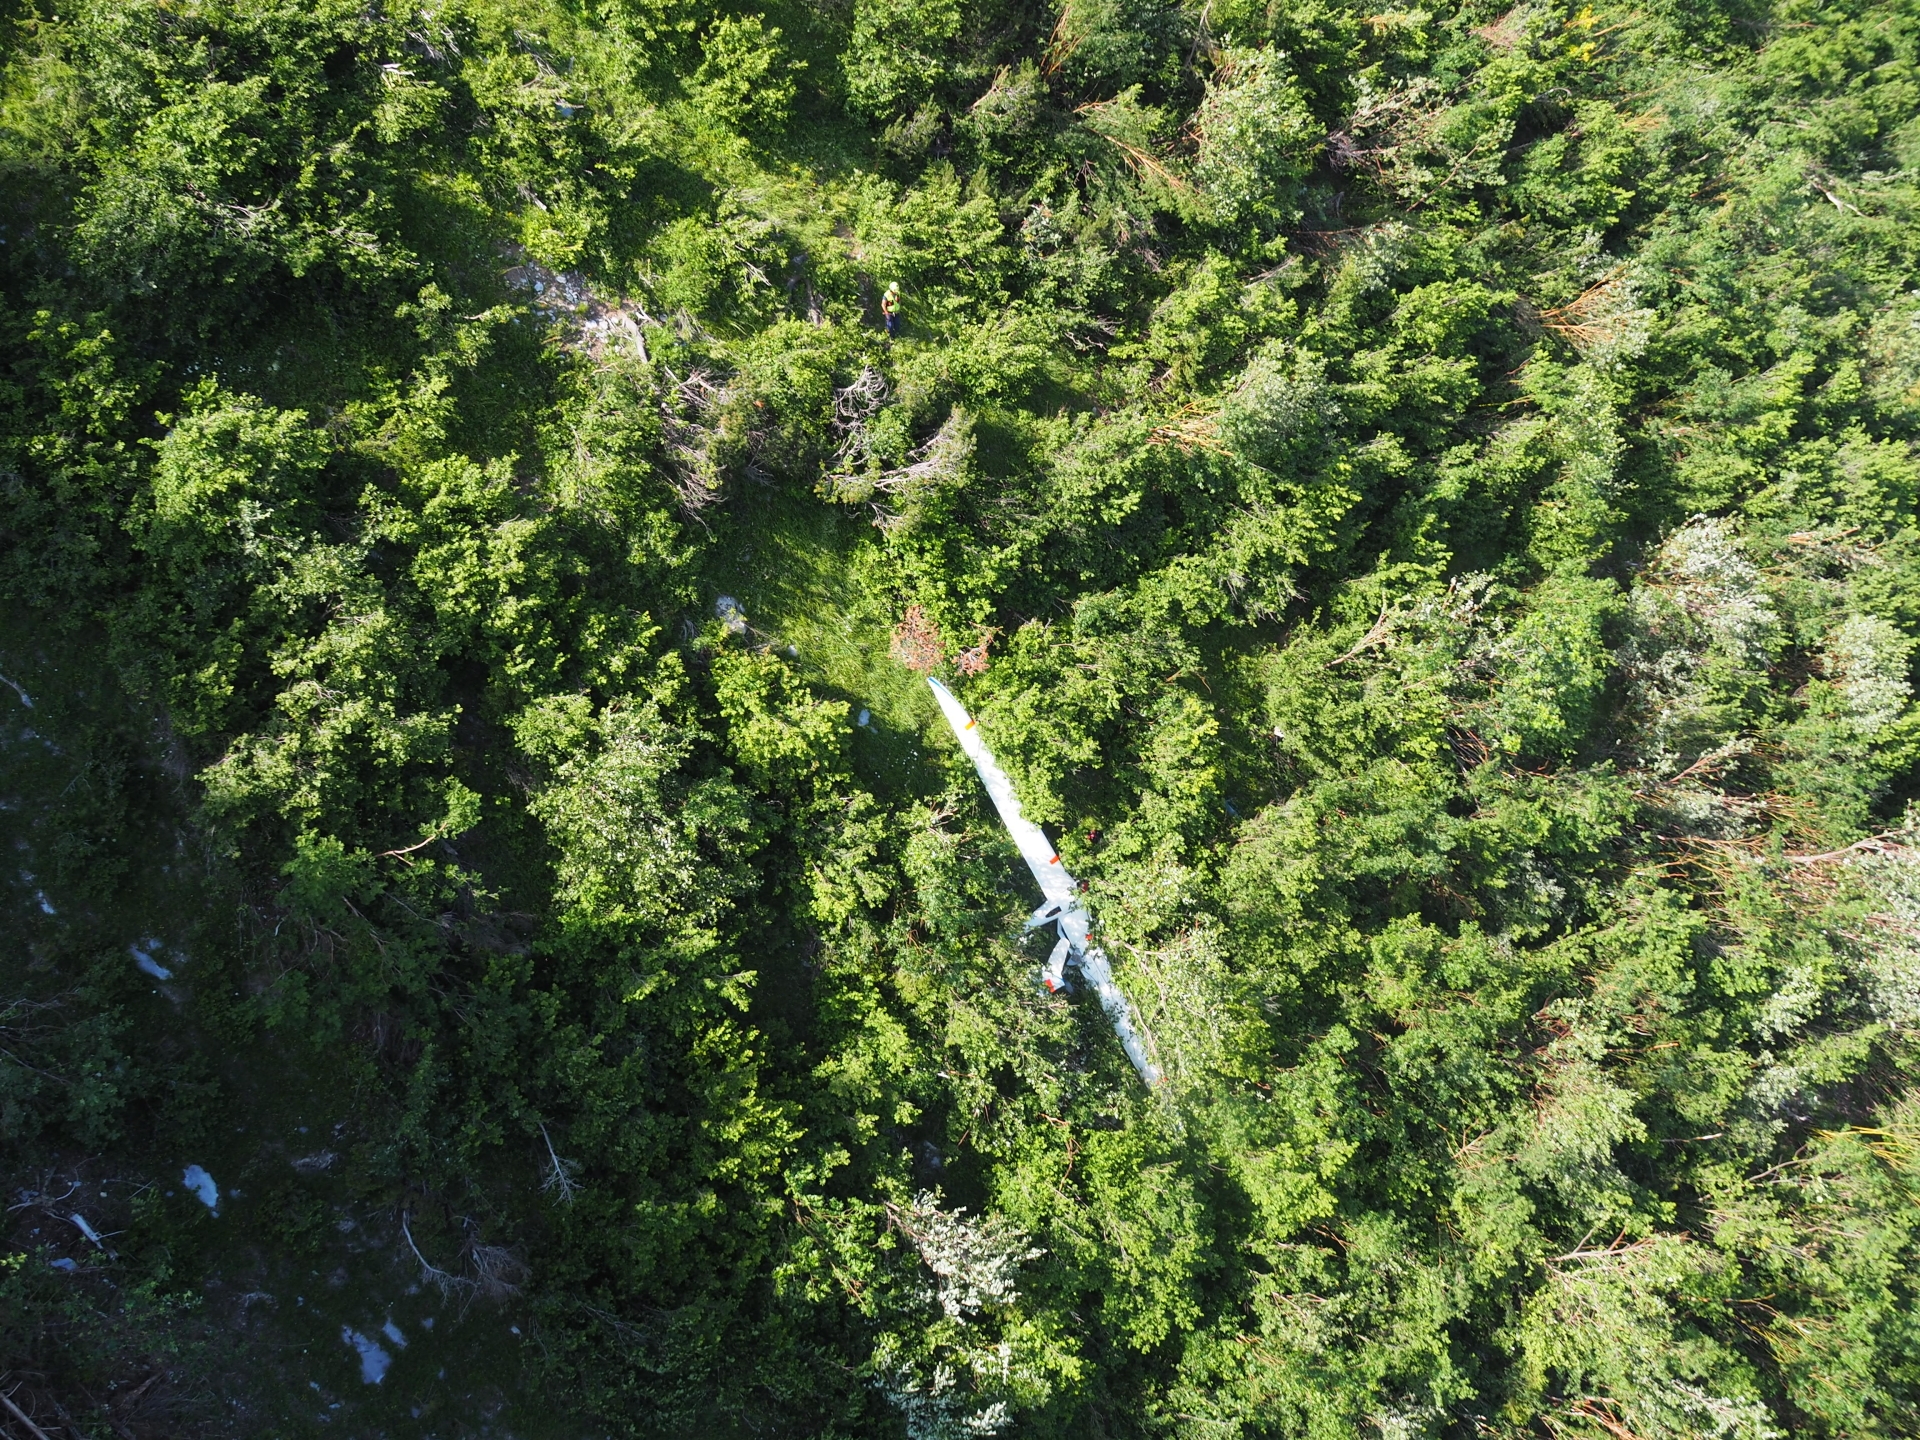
[880,280,900,338]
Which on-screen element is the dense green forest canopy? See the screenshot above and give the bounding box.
[5,0,1920,1434]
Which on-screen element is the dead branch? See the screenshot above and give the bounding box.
[0,1387,54,1440]
[1326,600,1396,667]
[539,1123,581,1205]
[1784,831,1912,866]
[400,1209,467,1298]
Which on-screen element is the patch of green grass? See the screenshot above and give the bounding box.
[699,481,949,796]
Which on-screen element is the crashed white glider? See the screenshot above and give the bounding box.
[926,678,1163,1087]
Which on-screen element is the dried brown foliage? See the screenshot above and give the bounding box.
[890,605,946,673]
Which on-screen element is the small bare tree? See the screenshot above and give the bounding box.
[660,368,727,516]
[830,365,890,472]
[401,1209,527,1305]
[870,408,972,531]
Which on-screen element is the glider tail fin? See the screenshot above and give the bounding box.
[1041,933,1072,994]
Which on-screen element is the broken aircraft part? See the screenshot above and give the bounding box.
[925,677,1163,1087]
